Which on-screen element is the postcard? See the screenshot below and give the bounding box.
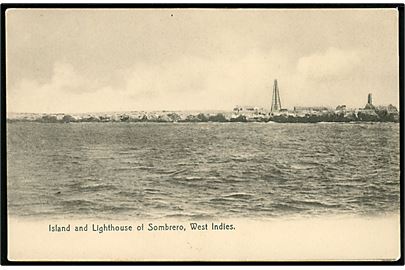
[3,5,402,263]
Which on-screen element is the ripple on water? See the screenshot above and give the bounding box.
[6,122,400,219]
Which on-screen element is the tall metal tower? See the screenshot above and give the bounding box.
[271,79,282,112]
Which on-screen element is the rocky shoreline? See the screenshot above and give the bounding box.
[7,109,399,123]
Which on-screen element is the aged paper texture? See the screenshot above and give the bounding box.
[6,8,401,262]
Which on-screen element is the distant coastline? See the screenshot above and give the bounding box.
[6,107,399,124]
[7,84,400,124]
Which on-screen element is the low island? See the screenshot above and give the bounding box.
[6,93,399,124]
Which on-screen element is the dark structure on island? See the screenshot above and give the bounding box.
[271,79,282,112]
[364,93,375,110]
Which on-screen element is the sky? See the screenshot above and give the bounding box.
[6,8,400,113]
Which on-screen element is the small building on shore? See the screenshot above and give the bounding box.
[233,105,265,114]
[335,105,347,112]
[293,106,332,115]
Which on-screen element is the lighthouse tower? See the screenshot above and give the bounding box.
[365,93,375,110]
[368,93,373,105]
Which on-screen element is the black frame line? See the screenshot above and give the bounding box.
[0,3,403,266]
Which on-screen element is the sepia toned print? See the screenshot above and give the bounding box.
[5,7,401,262]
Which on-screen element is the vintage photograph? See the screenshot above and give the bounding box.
[4,6,402,262]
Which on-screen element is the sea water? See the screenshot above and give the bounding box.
[7,122,400,219]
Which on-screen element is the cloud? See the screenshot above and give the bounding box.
[44,62,104,93]
[7,62,127,113]
[6,10,399,113]
[9,46,396,113]
[123,52,274,111]
[297,47,361,80]
[8,49,293,113]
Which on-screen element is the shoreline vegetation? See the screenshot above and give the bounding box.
[7,107,399,124]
